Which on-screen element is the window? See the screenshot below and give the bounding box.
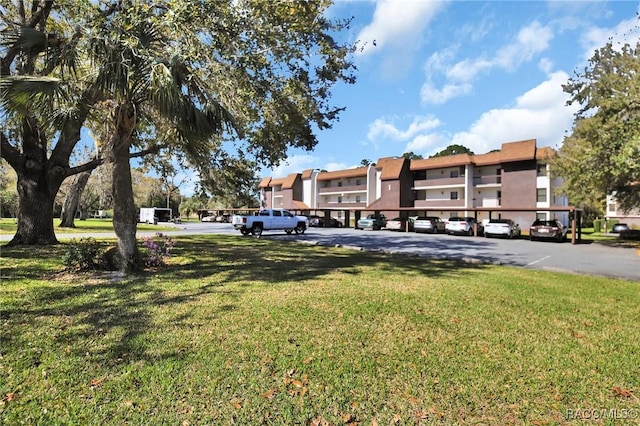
[356,195,361,203]
[273,210,282,217]
[536,213,547,221]
[537,188,547,202]
[338,181,342,187]
[537,163,547,176]
[450,170,459,178]
[608,204,616,213]
[338,196,342,203]
[450,191,458,200]
[355,179,361,185]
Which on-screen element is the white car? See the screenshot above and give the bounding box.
[484,219,521,238]
[446,217,483,236]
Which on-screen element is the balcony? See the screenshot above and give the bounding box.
[473,175,501,186]
[473,198,501,208]
[318,184,367,194]
[414,199,466,208]
[413,176,465,188]
[317,201,367,209]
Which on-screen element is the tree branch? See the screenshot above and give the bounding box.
[66,157,104,177]
[130,144,165,159]
[1,132,26,173]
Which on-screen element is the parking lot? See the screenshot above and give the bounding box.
[4,221,637,281]
[175,222,640,281]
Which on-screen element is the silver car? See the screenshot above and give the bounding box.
[414,216,446,234]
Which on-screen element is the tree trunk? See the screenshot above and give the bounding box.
[8,171,62,245]
[59,171,92,228]
[109,104,140,271]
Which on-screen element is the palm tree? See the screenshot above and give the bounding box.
[87,8,233,270]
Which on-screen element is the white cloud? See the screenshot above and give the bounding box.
[420,82,472,104]
[355,0,446,57]
[367,115,442,141]
[495,21,553,70]
[421,21,554,104]
[323,162,352,171]
[405,133,449,153]
[581,15,640,61]
[448,71,578,153]
[268,154,318,177]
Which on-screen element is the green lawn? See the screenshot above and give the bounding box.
[0,218,177,235]
[1,235,639,425]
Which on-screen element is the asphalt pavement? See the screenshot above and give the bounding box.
[2,222,638,281]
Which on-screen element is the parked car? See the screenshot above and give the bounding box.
[385,217,415,232]
[308,215,343,228]
[356,214,387,230]
[612,223,630,233]
[529,219,567,242]
[484,219,521,238]
[201,215,216,222]
[413,216,446,234]
[446,217,483,236]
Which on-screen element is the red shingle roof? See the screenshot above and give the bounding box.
[317,167,369,181]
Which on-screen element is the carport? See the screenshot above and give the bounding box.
[305,206,583,244]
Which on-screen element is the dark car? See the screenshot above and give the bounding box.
[612,223,630,233]
[308,215,343,228]
[529,219,568,242]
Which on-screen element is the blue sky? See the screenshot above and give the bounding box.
[265,0,640,179]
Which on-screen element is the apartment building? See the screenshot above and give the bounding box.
[258,139,569,227]
[605,194,640,228]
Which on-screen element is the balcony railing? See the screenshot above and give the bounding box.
[317,201,367,209]
[473,175,501,185]
[413,177,465,188]
[473,198,501,207]
[414,199,466,208]
[318,184,367,194]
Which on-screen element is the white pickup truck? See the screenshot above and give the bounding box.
[231,209,308,237]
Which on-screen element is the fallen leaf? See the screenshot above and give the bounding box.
[261,388,278,399]
[292,379,304,388]
[612,387,634,398]
[91,378,104,387]
[341,412,355,423]
[303,356,314,364]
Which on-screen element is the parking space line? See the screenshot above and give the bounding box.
[527,256,550,266]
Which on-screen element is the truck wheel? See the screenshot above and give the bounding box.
[252,224,263,238]
[294,223,306,234]
[241,229,250,236]
[285,229,293,235]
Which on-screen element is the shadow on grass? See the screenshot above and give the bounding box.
[1,235,487,370]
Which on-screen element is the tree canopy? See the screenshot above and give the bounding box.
[1,1,357,262]
[554,38,640,212]
[430,144,474,158]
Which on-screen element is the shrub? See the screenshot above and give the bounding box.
[140,232,175,267]
[63,238,105,271]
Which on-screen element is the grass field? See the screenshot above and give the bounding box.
[0,218,176,235]
[1,235,639,425]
